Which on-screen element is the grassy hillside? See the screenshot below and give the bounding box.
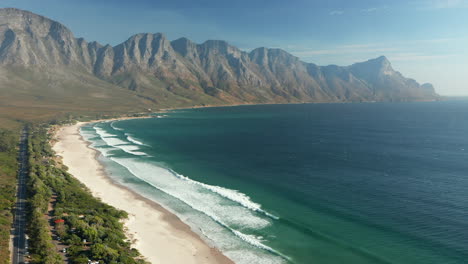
[0,65,234,130]
[0,66,158,129]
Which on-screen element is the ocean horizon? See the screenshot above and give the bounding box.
[81,101,468,264]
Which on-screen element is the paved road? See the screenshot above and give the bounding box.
[12,129,28,264]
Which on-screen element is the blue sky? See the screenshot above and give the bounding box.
[1,0,467,95]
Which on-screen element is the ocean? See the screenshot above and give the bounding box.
[80,101,468,264]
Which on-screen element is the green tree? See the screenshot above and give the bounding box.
[90,243,119,262]
[84,226,99,242]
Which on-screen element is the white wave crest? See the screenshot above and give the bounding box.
[117,145,148,156]
[110,121,124,131]
[231,230,288,260]
[110,157,270,230]
[94,127,148,156]
[100,136,129,146]
[226,250,285,264]
[94,126,275,218]
[175,173,278,219]
[126,134,148,146]
[96,146,117,157]
[109,157,289,261]
[94,126,119,138]
[80,127,117,157]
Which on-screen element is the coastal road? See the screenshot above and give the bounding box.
[11,128,28,264]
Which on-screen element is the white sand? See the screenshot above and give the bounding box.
[53,122,233,264]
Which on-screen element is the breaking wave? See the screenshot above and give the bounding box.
[108,157,288,261]
[83,122,288,264]
[110,121,124,131]
[126,134,148,146]
[93,126,149,156]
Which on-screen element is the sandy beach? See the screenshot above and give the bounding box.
[52,121,234,264]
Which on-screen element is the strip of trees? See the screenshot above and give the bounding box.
[26,125,148,264]
[0,129,19,264]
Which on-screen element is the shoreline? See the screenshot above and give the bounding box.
[52,120,234,264]
[159,99,444,113]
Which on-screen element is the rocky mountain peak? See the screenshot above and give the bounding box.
[0,8,72,39]
[370,55,393,72]
[199,40,242,56]
[0,8,84,66]
[0,8,439,104]
[249,47,270,66]
[201,39,230,48]
[347,55,396,82]
[122,32,169,49]
[171,37,197,57]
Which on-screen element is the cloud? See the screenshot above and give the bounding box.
[329,10,344,15]
[361,7,378,12]
[286,38,462,64]
[429,0,468,8]
[359,6,390,13]
[389,53,456,61]
[292,47,397,57]
[289,43,398,57]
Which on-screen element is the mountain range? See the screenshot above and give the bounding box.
[0,8,439,116]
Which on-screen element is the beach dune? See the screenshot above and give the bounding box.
[53,122,234,264]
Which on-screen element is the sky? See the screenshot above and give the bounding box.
[1,0,467,95]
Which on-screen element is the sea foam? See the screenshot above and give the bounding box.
[231,229,288,259]
[174,172,278,219]
[94,127,270,216]
[93,127,118,138]
[80,127,117,157]
[94,126,149,156]
[110,157,270,229]
[108,157,289,262]
[116,145,148,156]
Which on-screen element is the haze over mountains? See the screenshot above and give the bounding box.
[0,8,438,113]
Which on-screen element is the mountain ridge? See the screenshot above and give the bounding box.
[0,7,439,116]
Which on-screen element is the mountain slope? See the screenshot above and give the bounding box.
[0,7,439,122]
[348,56,438,101]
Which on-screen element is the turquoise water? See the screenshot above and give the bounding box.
[81,102,468,264]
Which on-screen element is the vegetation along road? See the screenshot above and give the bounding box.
[12,129,28,264]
